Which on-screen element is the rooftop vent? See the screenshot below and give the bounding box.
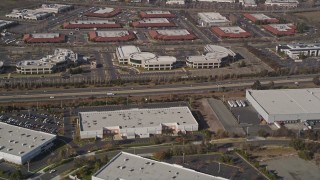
[19,151,24,154]
[7,148,12,151]
[120,166,126,169]
[124,158,129,161]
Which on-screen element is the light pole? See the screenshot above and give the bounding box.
[246,127,249,137]
[218,162,221,173]
[237,115,240,124]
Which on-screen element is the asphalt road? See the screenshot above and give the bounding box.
[0,75,313,103]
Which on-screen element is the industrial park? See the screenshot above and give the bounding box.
[0,0,320,180]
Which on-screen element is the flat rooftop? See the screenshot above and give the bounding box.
[0,20,14,28]
[80,107,197,131]
[217,26,247,34]
[69,20,116,24]
[267,24,294,31]
[0,122,56,157]
[96,30,129,37]
[249,13,273,20]
[93,7,115,14]
[138,18,170,23]
[144,10,171,14]
[31,33,60,38]
[247,88,320,115]
[204,44,236,57]
[266,0,298,3]
[117,45,141,58]
[155,29,190,36]
[93,152,226,180]
[198,12,230,23]
[286,43,320,50]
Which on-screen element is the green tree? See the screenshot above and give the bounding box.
[298,150,314,160]
[289,139,305,150]
[312,76,320,86]
[251,80,262,90]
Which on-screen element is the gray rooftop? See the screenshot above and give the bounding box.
[93,152,227,180]
[247,88,320,115]
[80,107,197,131]
[0,122,56,157]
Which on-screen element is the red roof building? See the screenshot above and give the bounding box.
[148,29,197,40]
[131,18,176,28]
[140,10,175,18]
[63,20,121,29]
[88,31,136,42]
[211,26,251,38]
[243,13,279,24]
[23,33,65,43]
[84,7,121,18]
[262,24,296,36]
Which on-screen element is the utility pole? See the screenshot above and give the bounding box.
[218,162,221,173]
[237,115,240,124]
[246,127,249,137]
[182,152,185,164]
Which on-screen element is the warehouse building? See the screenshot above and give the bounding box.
[239,0,257,7]
[211,26,251,38]
[140,10,175,18]
[265,0,299,7]
[79,106,198,139]
[148,29,197,40]
[246,88,320,124]
[243,13,279,24]
[63,20,121,29]
[0,20,16,30]
[166,0,185,5]
[0,122,56,165]
[131,18,176,28]
[23,33,66,43]
[276,43,320,60]
[84,7,121,18]
[116,45,141,64]
[198,12,230,27]
[186,44,236,69]
[16,48,78,74]
[262,24,295,36]
[92,152,227,180]
[88,30,135,42]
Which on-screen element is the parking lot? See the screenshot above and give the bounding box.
[0,111,62,134]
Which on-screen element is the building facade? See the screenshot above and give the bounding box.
[265,0,299,7]
[198,12,230,27]
[85,7,121,18]
[23,33,65,43]
[131,18,176,28]
[88,31,135,42]
[0,122,56,165]
[246,89,320,124]
[148,29,197,40]
[63,20,121,29]
[262,24,296,36]
[79,107,198,139]
[276,43,320,60]
[211,26,251,38]
[243,13,279,24]
[166,0,185,5]
[16,48,78,74]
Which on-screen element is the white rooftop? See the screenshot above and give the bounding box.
[96,30,129,37]
[93,152,226,180]
[41,4,72,10]
[267,24,294,31]
[0,20,14,28]
[155,29,190,36]
[93,7,115,14]
[286,43,320,50]
[0,122,56,157]
[117,45,141,59]
[31,33,60,38]
[80,107,196,131]
[187,52,227,64]
[198,12,230,23]
[138,18,170,23]
[144,10,171,14]
[217,26,247,34]
[204,44,236,57]
[249,13,273,20]
[247,88,320,115]
[69,20,116,24]
[16,48,77,68]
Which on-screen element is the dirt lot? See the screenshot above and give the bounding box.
[294,11,320,25]
[251,146,297,161]
[194,99,224,132]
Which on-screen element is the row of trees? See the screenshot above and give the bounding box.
[153,142,217,161]
[289,139,320,162]
[74,155,109,179]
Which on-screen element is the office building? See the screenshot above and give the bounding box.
[148,29,197,40]
[197,12,230,27]
[211,26,251,38]
[262,24,295,36]
[23,33,66,43]
[88,30,135,42]
[276,43,320,60]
